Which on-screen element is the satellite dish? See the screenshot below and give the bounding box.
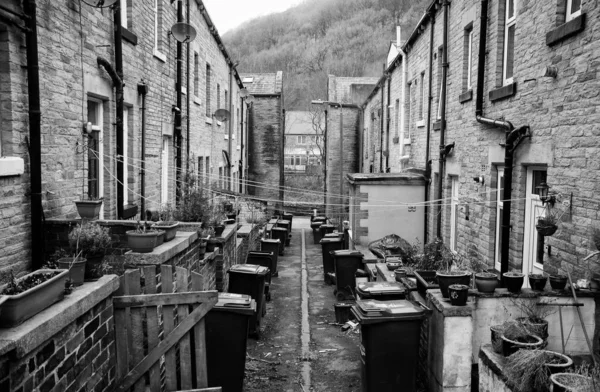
[240,88,249,98]
[214,109,230,122]
[170,22,197,43]
[81,0,118,8]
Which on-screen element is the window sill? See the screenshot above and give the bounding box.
[459,89,473,103]
[205,117,213,125]
[546,13,585,46]
[489,82,517,102]
[217,121,223,127]
[433,120,441,131]
[224,135,229,140]
[181,86,187,95]
[0,157,25,177]
[193,96,201,105]
[237,145,241,150]
[404,139,411,145]
[122,27,138,45]
[153,49,167,63]
[416,120,425,128]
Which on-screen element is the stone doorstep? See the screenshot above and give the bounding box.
[0,275,120,358]
[122,231,198,265]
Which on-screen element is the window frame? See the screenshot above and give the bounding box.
[565,0,581,22]
[87,98,105,218]
[466,28,473,90]
[153,0,166,61]
[205,64,212,117]
[502,0,516,86]
[449,176,459,252]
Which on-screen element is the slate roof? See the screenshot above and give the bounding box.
[240,71,283,95]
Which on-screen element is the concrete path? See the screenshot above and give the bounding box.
[243,217,361,392]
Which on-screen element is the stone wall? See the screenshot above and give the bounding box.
[237,223,263,265]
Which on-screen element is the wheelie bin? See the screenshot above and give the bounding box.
[227,264,269,338]
[276,219,291,246]
[260,239,281,277]
[206,293,256,391]
[270,227,288,255]
[246,251,275,301]
[319,224,335,239]
[332,250,364,300]
[351,299,429,392]
[311,217,327,244]
[282,213,293,231]
[319,236,344,284]
[355,282,406,301]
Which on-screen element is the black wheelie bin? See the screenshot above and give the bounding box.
[260,239,281,277]
[332,250,364,301]
[319,236,344,284]
[246,251,275,301]
[276,219,292,246]
[311,216,327,244]
[206,293,256,391]
[227,264,269,338]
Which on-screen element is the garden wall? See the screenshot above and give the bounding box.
[0,276,119,392]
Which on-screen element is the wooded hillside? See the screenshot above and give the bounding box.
[223,0,430,109]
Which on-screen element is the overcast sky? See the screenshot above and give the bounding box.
[202,0,302,34]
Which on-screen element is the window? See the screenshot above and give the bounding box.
[566,0,581,22]
[394,99,399,136]
[464,27,473,90]
[297,135,307,144]
[494,168,505,271]
[503,0,516,85]
[119,0,132,30]
[193,52,199,97]
[161,136,170,204]
[198,156,204,185]
[419,73,425,120]
[405,82,412,142]
[224,90,228,109]
[153,0,165,60]
[87,100,104,203]
[205,156,210,185]
[437,47,443,120]
[205,64,211,116]
[217,84,221,109]
[449,176,459,251]
[122,106,133,206]
[523,167,547,280]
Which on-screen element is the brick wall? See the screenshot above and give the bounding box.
[328,75,379,104]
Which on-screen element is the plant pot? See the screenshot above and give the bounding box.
[206,238,219,252]
[386,259,402,271]
[550,373,593,392]
[503,272,525,293]
[436,271,471,298]
[334,302,355,324]
[75,199,103,219]
[198,238,208,259]
[57,257,87,286]
[528,274,548,291]
[536,223,558,236]
[126,230,165,253]
[394,268,407,282]
[213,225,225,237]
[0,269,69,327]
[501,333,544,357]
[152,222,179,242]
[475,272,499,293]
[517,317,549,343]
[448,284,469,306]
[414,270,439,297]
[84,254,105,281]
[226,213,237,220]
[541,351,573,375]
[490,325,504,354]
[549,274,568,291]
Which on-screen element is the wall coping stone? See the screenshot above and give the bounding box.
[237,223,260,236]
[353,244,378,263]
[0,275,119,358]
[478,345,512,388]
[213,224,239,244]
[123,231,198,265]
[346,172,426,186]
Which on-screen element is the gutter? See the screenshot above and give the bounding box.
[476,0,530,280]
[379,75,384,172]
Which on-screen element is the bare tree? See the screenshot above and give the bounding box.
[307,104,326,174]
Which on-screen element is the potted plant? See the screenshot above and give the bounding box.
[528,273,548,291]
[153,203,179,242]
[501,322,544,357]
[209,208,227,237]
[503,349,573,392]
[550,363,599,392]
[67,221,112,281]
[448,284,469,306]
[503,271,525,293]
[75,196,103,220]
[173,171,210,224]
[475,271,499,293]
[549,274,568,290]
[0,269,70,327]
[436,251,472,299]
[126,221,165,253]
[412,238,447,296]
[198,227,212,258]
[510,297,556,346]
[536,214,558,237]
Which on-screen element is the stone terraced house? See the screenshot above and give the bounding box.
[0,0,251,279]
[360,0,600,282]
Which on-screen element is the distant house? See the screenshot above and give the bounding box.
[241,72,285,207]
[284,111,322,174]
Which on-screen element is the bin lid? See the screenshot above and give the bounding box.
[320,224,335,229]
[324,232,343,237]
[261,238,281,244]
[248,251,273,256]
[277,219,290,224]
[271,227,288,232]
[213,293,257,315]
[320,237,343,244]
[353,299,426,323]
[356,282,406,296]
[228,264,269,276]
[313,216,327,221]
[332,250,363,258]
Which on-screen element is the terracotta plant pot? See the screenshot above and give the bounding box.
[0,269,69,327]
[503,272,524,293]
[126,230,165,253]
[549,274,568,290]
[448,284,469,306]
[436,271,471,298]
[528,274,547,291]
[152,221,179,242]
[475,272,499,293]
[75,199,103,219]
[57,257,87,286]
[501,333,544,357]
[394,268,407,282]
[550,373,593,392]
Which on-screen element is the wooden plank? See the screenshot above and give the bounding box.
[114,307,129,382]
[176,388,222,392]
[192,272,208,388]
[115,298,217,392]
[161,265,177,392]
[177,268,193,390]
[126,270,145,392]
[142,266,161,391]
[113,291,219,308]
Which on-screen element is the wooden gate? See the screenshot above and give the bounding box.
[113,265,219,392]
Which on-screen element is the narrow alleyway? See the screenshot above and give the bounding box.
[244,217,362,392]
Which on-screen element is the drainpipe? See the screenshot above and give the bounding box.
[138,81,148,220]
[240,96,244,193]
[186,0,190,174]
[228,65,233,191]
[114,3,124,218]
[385,75,391,171]
[338,103,344,229]
[23,0,43,269]
[174,0,183,203]
[424,11,435,244]
[323,109,328,208]
[436,0,450,239]
[476,0,530,280]
[379,79,384,172]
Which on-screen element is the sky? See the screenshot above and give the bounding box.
[202,0,302,35]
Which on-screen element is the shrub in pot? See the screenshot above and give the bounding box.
[501,323,543,357]
[549,274,568,290]
[503,349,573,392]
[126,221,165,253]
[503,271,525,293]
[550,373,595,392]
[510,297,556,346]
[475,272,499,293]
[68,221,112,281]
[528,273,548,291]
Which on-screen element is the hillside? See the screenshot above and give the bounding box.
[223,0,430,110]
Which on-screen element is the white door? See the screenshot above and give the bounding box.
[161,136,170,204]
[494,168,504,271]
[122,107,129,206]
[523,167,547,286]
[449,176,459,251]
[87,99,104,219]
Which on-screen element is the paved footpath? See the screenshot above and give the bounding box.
[243,217,361,392]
